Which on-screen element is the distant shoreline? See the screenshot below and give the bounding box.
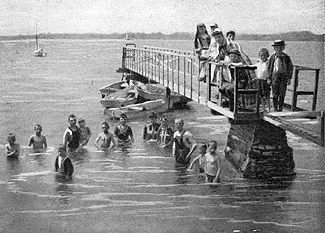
[0,31,323,42]
[0,31,324,42]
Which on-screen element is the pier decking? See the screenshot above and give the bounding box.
[117,44,324,147]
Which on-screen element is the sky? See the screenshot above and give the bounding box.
[0,0,324,36]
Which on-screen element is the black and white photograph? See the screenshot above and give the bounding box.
[0,0,324,232]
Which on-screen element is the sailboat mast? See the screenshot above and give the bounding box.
[35,24,39,50]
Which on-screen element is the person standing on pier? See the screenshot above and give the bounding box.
[267,40,293,112]
[172,118,197,165]
[194,23,211,60]
[194,23,211,82]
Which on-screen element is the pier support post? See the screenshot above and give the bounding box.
[225,120,295,179]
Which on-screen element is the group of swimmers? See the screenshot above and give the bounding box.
[194,23,293,112]
[5,112,222,183]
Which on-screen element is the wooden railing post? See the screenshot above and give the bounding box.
[321,111,325,147]
[233,67,238,114]
[291,67,299,111]
[313,69,320,111]
[122,47,126,69]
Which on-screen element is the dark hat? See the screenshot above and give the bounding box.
[148,111,157,118]
[271,39,286,47]
[211,28,223,36]
[229,49,241,57]
[210,23,218,28]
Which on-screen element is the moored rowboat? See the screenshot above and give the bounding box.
[100,87,138,109]
[104,99,169,119]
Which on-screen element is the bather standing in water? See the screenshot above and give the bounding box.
[62,114,81,153]
[28,124,47,152]
[172,118,197,165]
[156,116,174,148]
[95,121,116,150]
[54,145,74,179]
[114,113,134,145]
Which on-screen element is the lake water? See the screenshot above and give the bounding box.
[0,39,324,233]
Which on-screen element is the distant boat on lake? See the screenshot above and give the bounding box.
[33,24,46,57]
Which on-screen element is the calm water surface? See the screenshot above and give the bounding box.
[0,39,324,233]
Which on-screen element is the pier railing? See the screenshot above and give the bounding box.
[119,44,323,146]
[122,44,261,121]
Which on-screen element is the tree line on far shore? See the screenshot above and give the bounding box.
[0,31,323,42]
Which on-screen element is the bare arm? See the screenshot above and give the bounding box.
[94,133,102,150]
[109,134,116,149]
[188,155,200,169]
[43,136,47,149]
[213,155,222,183]
[63,131,70,149]
[28,136,33,147]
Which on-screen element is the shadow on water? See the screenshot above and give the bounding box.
[6,157,22,176]
[174,163,191,184]
[55,174,74,205]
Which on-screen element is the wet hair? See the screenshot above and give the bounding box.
[120,113,127,119]
[208,140,218,148]
[174,118,184,125]
[102,121,109,129]
[57,144,66,154]
[34,124,42,130]
[259,48,269,57]
[226,31,236,37]
[68,114,76,121]
[7,133,16,142]
[78,118,85,123]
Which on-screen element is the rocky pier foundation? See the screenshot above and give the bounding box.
[225,119,295,179]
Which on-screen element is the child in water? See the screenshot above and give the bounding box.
[78,118,92,146]
[28,124,47,152]
[189,143,207,173]
[143,112,160,141]
[5,133,20,158]
[114,113,134,145]
[254,48,271,112]
[204,140,221,183]
[54,145,74,179]
[156,116,173,148]
[95,122,116,150]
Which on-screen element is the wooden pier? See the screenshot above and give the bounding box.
[117,44,324,147]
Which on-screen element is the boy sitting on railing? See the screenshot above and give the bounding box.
[218,49,249,111]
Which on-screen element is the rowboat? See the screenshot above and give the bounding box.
[104,99,169,119]
[136,83,190,104]
[100,87,138,109]
[99,80,145,98]
[99,81,127,98]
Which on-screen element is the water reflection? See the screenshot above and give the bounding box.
[55,174,74,205]
[174,164,190,184]
[6,156,22,176]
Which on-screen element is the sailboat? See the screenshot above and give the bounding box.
[125,32,130,40]
[33,24,46,57]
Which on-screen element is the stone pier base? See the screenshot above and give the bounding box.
[225,120,295,179]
